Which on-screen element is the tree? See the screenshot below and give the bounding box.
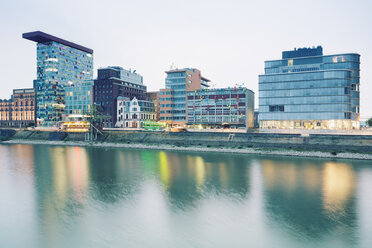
[367,117,372,127]
[83,104,111,141]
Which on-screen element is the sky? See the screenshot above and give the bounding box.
[0,0,371,119]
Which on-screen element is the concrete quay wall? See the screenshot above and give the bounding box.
[3,129,372,153]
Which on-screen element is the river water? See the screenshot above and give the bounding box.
[0,144,371,248]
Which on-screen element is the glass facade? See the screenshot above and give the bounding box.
[259,47,360,130]
[166,71,186,122]
[187,88,255,129]
[24,32,93,127]
[159,68,210,126]
[64,81,93,115]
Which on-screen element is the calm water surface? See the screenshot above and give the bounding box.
[0,144,372,248]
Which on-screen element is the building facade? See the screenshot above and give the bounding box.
[115,96,156,128]
[146,91,160,121]
[64,81,93,116]
[0,99,12,125]
[159,68,210,126]
[0,89,35,127]
[23,31,93,127]
[259,46,360,130]
[94,67,147,127]
[187,87,255,129]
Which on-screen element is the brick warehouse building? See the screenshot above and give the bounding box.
[0,88,35,127]
[93,66,147,127]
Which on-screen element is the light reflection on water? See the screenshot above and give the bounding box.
[0,144,371,248]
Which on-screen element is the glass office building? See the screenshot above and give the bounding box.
[64,81,93,115]
[159,68,210,126]
[23,31,93,127]
[259,46,360,130]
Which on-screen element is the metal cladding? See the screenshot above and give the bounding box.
[23,31,93,54]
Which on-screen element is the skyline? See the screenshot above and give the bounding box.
[0,0,371,119]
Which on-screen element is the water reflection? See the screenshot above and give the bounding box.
[262,157,358,244]
[150,151,251,209]
[1,144,372,248]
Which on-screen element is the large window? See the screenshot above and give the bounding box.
[269,105,284,112]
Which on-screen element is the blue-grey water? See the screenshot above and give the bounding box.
[0,144,372,248]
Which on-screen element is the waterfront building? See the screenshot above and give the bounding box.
[0,88,35,127]
[93,66,147,127]
[187,87,255,129]
[64,81,93,116]
[115,96,156,128]
[146,91,160,121]
[0,99,12,125]
[159,68,210,127]
[259,46,360,130]
[11,88,35,126]
[23,31,93,127]
[254,109,259,128]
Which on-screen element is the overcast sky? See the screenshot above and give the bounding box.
[0,0,371,119]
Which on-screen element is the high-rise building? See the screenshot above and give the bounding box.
[23,31,93,127]
[259,46,360,130]
[159,68,210,127]
[187,87,255,129]
[93,66,147,127]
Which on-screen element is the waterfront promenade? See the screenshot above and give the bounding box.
[1,129,372,160]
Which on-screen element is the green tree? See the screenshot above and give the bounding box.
[367,117,372,127]
[83,104,111,141]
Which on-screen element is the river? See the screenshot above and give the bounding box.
[0,144,371,247]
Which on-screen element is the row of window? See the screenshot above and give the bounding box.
[259,95,351,105]
[259,112,355,120]
[259,87,351,98]
[259,70,350,83]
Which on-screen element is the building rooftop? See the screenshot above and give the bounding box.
[282,46,323,59]
[22,31,93,54]
[165,68,211,82]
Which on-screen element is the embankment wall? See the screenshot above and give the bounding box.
[2,129,372,153]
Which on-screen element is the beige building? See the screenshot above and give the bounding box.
[0,88,35,127]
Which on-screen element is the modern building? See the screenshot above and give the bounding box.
[259,46,360,130]
[187,87,255,129]
[64,81,94,116]
[0,88,35,127]
[115,96,156,128]
[254,109,259,128]
[146,91,160,121]
[93,66,147,127]
[23,31,93,127]
[159,68,210,127]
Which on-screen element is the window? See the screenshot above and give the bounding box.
[344,87,350,95]
[269,105,284,112]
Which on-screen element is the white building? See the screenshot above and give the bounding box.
[116,96,156,128]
